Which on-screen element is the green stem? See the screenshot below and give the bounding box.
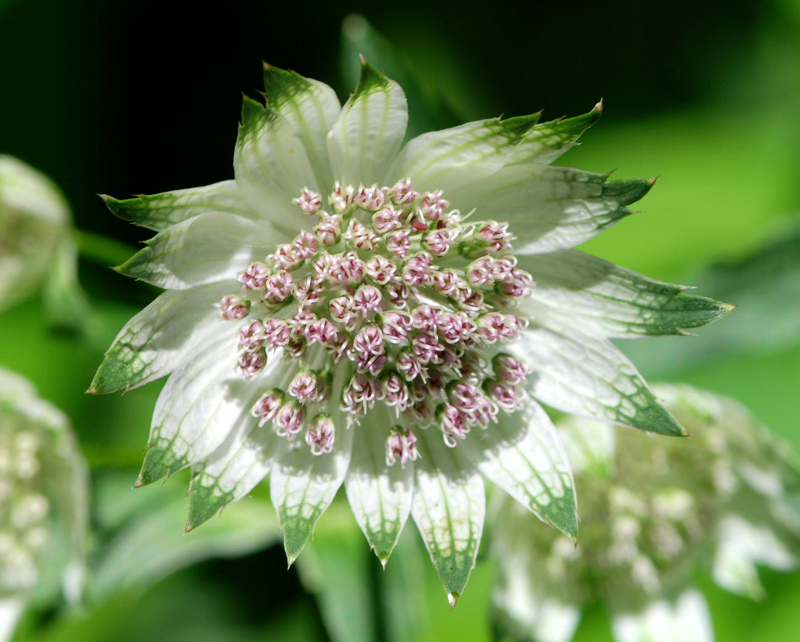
[76,230,137,267]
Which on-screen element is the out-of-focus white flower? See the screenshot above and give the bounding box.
[491,384,800,642]
[0,367,88,641]
[0,156,70,311]
[91,61,729,601]
[0,156,87,328]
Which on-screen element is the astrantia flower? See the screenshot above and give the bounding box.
[491,384,800,642]
[0,156,69,311]
[0,367,88,639]
[91,61,730,601]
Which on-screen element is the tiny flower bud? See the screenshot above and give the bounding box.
[218,295,250,320]
[237,348,267,379]
[306,414,335,455]
[239,262,270,290]
[275,400,305,439]
[329,181,354,213]
[390,178,418,205]
[365,255,397,284]
[292,187,322,214]
[385,426,420,467]
[353,284,383,314]
[251,389,285,424]
[238,319,265,351]
[353,184,387,211]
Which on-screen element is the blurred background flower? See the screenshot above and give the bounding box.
[1,0,799,640]
[0,156,87,329]
[490,383,800,642]
[0,367,88,642]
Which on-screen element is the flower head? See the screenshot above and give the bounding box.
[0,367,88,633]
[491,384,800,642]
[0,156,70,312]
[91,61,730,601]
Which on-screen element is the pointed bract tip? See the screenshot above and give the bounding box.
[378,553,389,570]
[359,53,367,66]
[604,168,618,178]
[132,478,145,489]
[184,523,194,534]
[85,386,98,394]
[448,592,460,609]
[647,176,659,185]
[594,99,604,113]
[263,61,271,71]
[724,303,738,314]
[98,193,111,202]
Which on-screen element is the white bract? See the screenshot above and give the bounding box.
[0,367,88,642]
[91,61,730,601]
[491,384,800,641]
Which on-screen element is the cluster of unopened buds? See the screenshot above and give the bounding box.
[0,429,51,591]
[217,179,535,463]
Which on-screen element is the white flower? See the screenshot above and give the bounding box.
[0,156,70,312]
[91,61,729,602]
[491,383,800,642]
[0,367,88,641]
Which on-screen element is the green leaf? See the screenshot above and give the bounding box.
[90,472,278,602]
[339,14,459,139]
[295,507,377,642]
[622,220,800,375]
[517,249,733,338]
[380,528,433,642]
[41,233,91,333]
[410,430,485,606]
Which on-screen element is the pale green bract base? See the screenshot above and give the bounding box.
[91,60,731,599]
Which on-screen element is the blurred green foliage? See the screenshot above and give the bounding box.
[2,1,800,641]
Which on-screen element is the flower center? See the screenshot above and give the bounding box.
[218,180,534,462]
